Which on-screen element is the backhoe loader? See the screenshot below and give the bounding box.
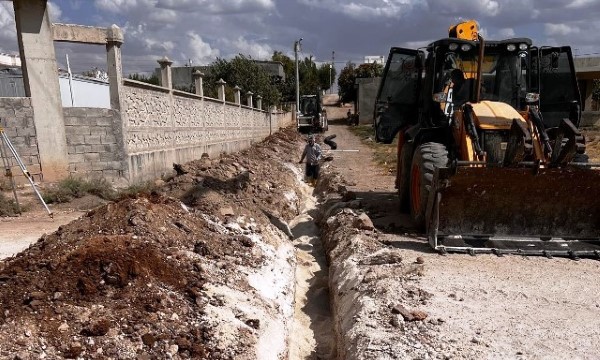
[374,20,600,258]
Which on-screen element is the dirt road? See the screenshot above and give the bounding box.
[0,210,83,260]
[324,121,600,359]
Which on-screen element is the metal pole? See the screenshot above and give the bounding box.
[0,130,52,217]
[294,38,302,115]
[331,51,335,94]
[329,64,332,94]
[66,54,75,107]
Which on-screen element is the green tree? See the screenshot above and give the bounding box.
[272,51,296,102]
[203,55,280,107]
[318,63,336,91]
[271,51,326,101]
[127,72,160,85]
[299,56,320,96]
[337,62,383,104]
[355,62,383,78]
[337,62,356,103]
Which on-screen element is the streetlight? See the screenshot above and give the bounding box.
[294,38,303,116]
[331,50,335,94]
[328,64,332,94]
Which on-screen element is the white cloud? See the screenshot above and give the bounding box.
[48,1,63,22]
[426,0,499,16]
[186,31,219,64]
[156,0,275,13]
[225,36,273,59]
[544,23,580,36]
[94,0,145,13]
[148,9,177,23]
[0,3,16,53]
[566,0,598,8]
[299,0,416,19]
[497,27,515,38]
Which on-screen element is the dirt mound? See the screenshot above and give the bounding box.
[0,128,305,359]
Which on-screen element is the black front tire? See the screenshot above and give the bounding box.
[409,142,449,230]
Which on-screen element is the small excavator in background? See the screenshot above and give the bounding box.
[297,93,328,133]
[374,20,600,258]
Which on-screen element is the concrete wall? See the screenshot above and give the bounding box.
[121,79,292,182]
[356,77,381,124]
[64,107,125,179]
[5,2,293,186]
[0,97,41,183]
[581,111,600,128]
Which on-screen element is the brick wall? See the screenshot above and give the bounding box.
[64,107,126,180]
[0,97,42,183]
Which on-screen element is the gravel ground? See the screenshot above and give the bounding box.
[319,119,600,360]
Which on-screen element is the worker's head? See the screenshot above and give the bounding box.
[450,69,465,90]
[308,134,315,145]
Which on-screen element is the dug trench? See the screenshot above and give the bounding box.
[0,127,345,359]
[0,120,442,359]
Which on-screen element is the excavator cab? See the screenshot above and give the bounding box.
[375,33,600,258]
[373,47,421,143]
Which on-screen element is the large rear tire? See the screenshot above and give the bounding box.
[410,142,449,230]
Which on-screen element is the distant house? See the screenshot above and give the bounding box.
[364,56,385,65]
[574,57,600,111]
[0,68,110,108]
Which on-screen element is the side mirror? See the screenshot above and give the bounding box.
[551,52,560,69]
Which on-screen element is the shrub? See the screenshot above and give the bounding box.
[0,192,20,216]
[42,177,117,204]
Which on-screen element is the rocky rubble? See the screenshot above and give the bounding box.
[0,129,304,359]
[316,170,461,360]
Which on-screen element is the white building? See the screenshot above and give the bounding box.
[364,56,385,65]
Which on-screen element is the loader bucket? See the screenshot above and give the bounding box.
[426,166,600,258]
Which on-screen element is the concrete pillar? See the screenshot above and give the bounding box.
[233,85,241,105]
[106,24,124,111]
[193,70,204,97]
[13,0,68,181]
[246,91,253,108]
[157,56,173,89]
[216,78,226,102]
[256,95,262,110]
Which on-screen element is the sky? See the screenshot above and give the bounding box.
[0,0,599,75]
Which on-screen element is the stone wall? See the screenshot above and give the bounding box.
[581,111,600,128]
[64,107,126,179]
[122,79,292,182]
[0,97,42,183]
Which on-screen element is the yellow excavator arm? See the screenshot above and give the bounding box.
[448,20,479,40]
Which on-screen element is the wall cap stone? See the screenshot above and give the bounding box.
[123,78,170,92]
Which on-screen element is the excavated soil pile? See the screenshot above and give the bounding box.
[0,129,304,359]
[316,170,458,359]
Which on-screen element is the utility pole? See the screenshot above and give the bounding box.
[331,50,335,94]
[294,38,303,115]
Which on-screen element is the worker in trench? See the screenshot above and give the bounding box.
[299,134,322,186]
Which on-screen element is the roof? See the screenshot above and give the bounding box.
[427,37,532,49]
[574,57,600,79]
